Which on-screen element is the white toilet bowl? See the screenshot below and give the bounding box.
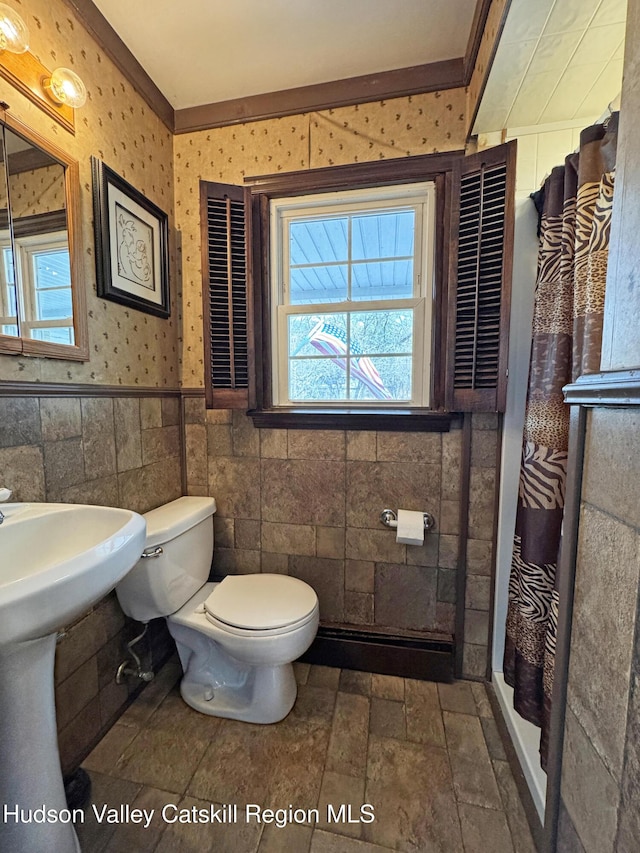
[116,497,319,723]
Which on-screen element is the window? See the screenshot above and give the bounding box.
[0,230,74,345]
[0,242,18,336]
[201,142,516,425]
[270,183,435,407]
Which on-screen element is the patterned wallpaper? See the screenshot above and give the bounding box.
[0,0,468,389]
[9,165,65,217]
[175,87,467,384]
[0,0,178,387]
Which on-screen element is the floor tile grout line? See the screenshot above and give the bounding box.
[439,704,469,853]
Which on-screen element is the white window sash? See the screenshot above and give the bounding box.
[270,183,435,407]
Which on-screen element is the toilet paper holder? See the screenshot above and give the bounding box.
[379,508,436,532]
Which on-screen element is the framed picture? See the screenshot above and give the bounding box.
[91,157,170,318]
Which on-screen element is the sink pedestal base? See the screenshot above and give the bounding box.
[0,634,80,853]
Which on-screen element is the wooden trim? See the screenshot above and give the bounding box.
[300,625,454,682]
[0,381,181,397]
[485,412,504,680]
[200,182,214,409]
[7,146,57,175]
[246,150,464,196]
[563,369,640,406]
[11,210,68,238]
[432,171,452,409]
[0,52,74,134]
[200,180,250,410]
[543,406,587,853]
[466,0,513,137]
[0,110,89,361]
[455,413,472,677]
[244,186,258,412]
[445,140,516,412]
[248,150,466,421]
[61,0,174,132]
[248,408,460,431]
[174,59,465,133]
[464,0,495,83]
[0,334,21,353]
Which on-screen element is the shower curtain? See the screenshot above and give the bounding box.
[503,114,618,769]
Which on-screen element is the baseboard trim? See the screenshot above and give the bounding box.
[300,625,454,682]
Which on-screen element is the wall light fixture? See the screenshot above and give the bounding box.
[0,3,29,54]
[42,67,87,109]
[0,3,86,133]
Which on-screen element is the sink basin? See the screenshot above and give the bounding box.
[0,502,146,853]
[0,502,146,644]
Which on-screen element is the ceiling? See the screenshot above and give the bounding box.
[91,0,477,110]
[474,0,626,133]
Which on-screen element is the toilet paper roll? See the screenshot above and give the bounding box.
[395,509,424,546]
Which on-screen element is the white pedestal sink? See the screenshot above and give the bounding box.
[0,502,146,853]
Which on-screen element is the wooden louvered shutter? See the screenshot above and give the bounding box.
[201,181,252,408]
[445,141,516,412]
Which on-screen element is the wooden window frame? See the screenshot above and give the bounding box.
[246,151,461,429]
[201,143,515,429]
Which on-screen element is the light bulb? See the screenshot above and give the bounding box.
[0,3,29,53]
[42,67,87,109]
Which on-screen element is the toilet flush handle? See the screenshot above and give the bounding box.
[141,546,163,559]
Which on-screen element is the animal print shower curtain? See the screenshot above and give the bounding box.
[503,115,618,769]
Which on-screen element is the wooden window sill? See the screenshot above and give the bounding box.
[247,407,460,431]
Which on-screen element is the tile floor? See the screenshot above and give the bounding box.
[77,660,538,852]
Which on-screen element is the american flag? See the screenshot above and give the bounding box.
[305,320,392,400]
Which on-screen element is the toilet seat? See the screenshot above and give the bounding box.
[203,574,318,633]
[204,606,319,638]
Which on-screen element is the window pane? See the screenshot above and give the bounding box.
[351,260,413,300]
[289,357,348,401]
[36,288,72,320]
[34,250,70,288]
[31,327,74,345]
[290,264,347,304]
[352,210,415,260]
[2,324,18,336]
[288,313,347,358]
[349,355,412,401]
[7,283,16,315]
[351,310,413,354]
[3,247,14,285]
[287,312,412,403]
[290,217,348,265]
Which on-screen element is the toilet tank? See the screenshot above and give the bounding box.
[116,496,216,623]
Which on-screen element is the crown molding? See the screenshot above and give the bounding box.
[62,0,489,134]
[174,58,466,134]
[61,0,175,131]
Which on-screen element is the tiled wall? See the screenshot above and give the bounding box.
[184,397,499,679]
[173,84,501,678]
[559,408,640,851]
[557,5,640,847]
[0,392,183,771]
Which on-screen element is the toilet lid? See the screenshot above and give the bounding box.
[203,574,318,630]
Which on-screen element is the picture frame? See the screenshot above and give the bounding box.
[91,157,170,318]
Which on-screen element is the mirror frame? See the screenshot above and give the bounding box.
[0,109,88,361]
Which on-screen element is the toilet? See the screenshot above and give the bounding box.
[115,496,319,724]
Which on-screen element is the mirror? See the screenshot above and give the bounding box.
[0,111,87,360]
